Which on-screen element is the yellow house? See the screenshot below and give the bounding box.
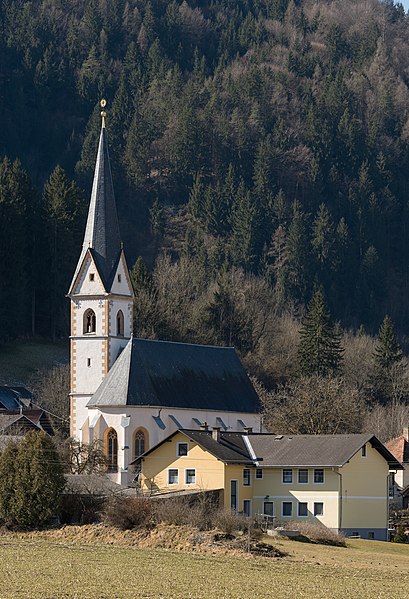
[135,429,402,541]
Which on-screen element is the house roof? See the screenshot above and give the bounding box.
[64,474,129,496]
[247,433,403,469]
[386,435,409,464]
[69,124,121,290]
[87,338,260,413]
[0,386,33,410]
[132,429,253,465]
[0,413,42,433]
[134,430,403,470]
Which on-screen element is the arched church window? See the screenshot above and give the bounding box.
[116,310,124,337]
[83,309,96,334]
[134,428,148,458]
[105,428,118,472]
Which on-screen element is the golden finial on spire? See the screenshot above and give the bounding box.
[100,98,107,128]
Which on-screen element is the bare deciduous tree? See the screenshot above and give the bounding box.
[260,375,364,435]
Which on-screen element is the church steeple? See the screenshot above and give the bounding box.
[68,99,134,440]
[70,100,121,288]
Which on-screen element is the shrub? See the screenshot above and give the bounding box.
[394,524,407,543]
[102,496,152,530]
[152,492,222,530]
[211,509,249,535]
[284,521,346,547]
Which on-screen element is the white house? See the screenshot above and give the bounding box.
[68,104,261,485]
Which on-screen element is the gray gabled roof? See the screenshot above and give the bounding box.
[0,386,32,410]
[247,433,403,469]
[87,338,260,413]
[70,124,121,290]
[134,430,403,470]
[132,429,253,465]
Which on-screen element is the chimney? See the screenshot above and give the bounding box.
[243,427,253,435]
[403,426,409,442]
[212,427,221,442]
[200,422,209,431]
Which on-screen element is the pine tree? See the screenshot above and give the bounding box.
[0,159,32,339]
[44,166,85,339]
[230,179,261,271]
[298,290,344,376]
[188,173,204,220]
[374,315,402,371]
[0,432,65,527]
[130,256,153,293]
[286,200,311,300]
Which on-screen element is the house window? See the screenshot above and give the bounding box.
[263,501,274,516]
[83,308,96,334]
[255,468,263,479]
[116,310,124,336]
[243,500,251,517]
[314,502,324,516]
[298,502,308,517]
[361,444,366,457]
[282,469,293,483]
[230,480,238,511]
[368,532,374,539]
[298,469,309,484]
[168,469,178,485]
[282,502,293,517]
[105,428,118,472]
[118,274,122,283]
[89,273,95,281]
[243,468,251,486]
[185,469,196,484]
[177,442,188,457]
[134,429,147,458]
[314,469,324,483]
[87,358,91,367]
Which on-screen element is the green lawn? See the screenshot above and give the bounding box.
[0,338,68,385]
[0,533,408,598]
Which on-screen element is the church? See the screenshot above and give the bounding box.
[68,102,261,485]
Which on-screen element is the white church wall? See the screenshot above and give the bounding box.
[109,255,133,296]
[73,254,105,295]
[73,338,106,394]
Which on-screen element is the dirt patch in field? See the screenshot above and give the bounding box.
[2,524,285,558]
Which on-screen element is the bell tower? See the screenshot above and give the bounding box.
[67,100,134,440]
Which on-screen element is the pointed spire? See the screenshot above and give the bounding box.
[80,100,121,282]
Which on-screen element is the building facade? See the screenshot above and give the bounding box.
[137,430,402,541]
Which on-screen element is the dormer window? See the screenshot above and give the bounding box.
[83,309,96,334]
[117,274,121,283]
[89,273,95,282]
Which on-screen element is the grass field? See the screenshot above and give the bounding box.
[0,530,408,598]
[0,338,68,384]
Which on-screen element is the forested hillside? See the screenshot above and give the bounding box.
[1,0,409,344]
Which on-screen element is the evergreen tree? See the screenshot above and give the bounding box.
[0,432,65,527]
[286,200,311,300]
[298,290,344,376]
[230,180,261,270]
[130,256,153,293]
[0,159,31,339]
[44,166,85,339]
[373,315,402,371]
[188,173,204,220]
